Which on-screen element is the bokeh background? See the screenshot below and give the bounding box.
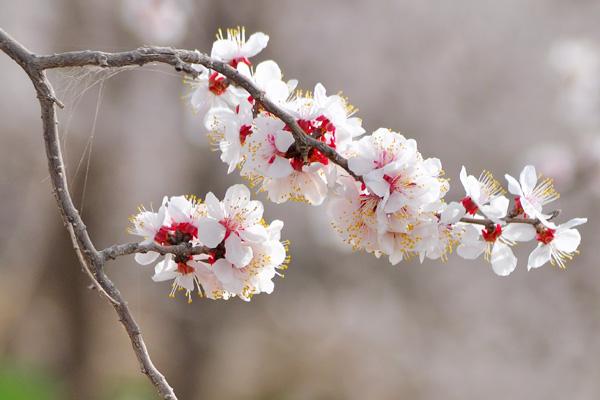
[1,0,600,399]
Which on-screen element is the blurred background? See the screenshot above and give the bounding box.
[1,0,600,399]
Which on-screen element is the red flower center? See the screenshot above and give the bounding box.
[461,196,479,215]
[239,124,252,145]
[284,115,336,170]
[513,196,528,217]
[154,222,198,246]
[177,262,195,275]
[482,224,502,242]
[536,228,555,244]
[208,72,229,95]
[229,57,252,68]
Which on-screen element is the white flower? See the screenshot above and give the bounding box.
[187,65,247,128]
[241,115,295,179]
[328,176,380,253]
[348,128,446,214]
[505,165,560,227]
[455,166,508,223]
[242,114,329,205]
[413,204,464,262]
[196,184,267,269]
[129,196,201,266]
[528,218,587,270]
[457,223,536,276]
[212,220,288,301]
[211,27,269,67]
[205,104,253,173]
[152,254,228,302]
[287,83,365,155]
[237,60,296,105]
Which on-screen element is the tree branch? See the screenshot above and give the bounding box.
[459,210,560,227]
[0,28,177,400]
[35,46,363,181]
[100,242,209,262]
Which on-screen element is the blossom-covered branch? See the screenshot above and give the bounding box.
[0,24,590,400]
[182,27,586,276]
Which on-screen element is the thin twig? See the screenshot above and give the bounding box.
[0,28,177,400]
[100,242,209,262]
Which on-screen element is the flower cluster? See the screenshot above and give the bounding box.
[182,27,587,281]
[129,184,289,302]
[113,26,588,307]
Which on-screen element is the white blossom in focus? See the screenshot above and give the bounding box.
[505,165,560,227]
[205,104,254,173]
[211,27,269,67]
[328,176,380,253]
[528,218,587,270]
[448,166,509,224]
[196,184,267,268]
[347,128,446,214]
[242,114,329,205]
[457,223,536,276]
[188,65,246,128]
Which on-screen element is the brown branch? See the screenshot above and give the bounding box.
[34,46,363,181]
[100,242,209,262]
[0,29,177,400]
[459,210,561,227]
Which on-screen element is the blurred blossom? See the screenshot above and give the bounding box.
[523,143,576,188]
[121,0,192,44]
[548,39,600,128]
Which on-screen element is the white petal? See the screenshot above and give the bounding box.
[504,174,523,196]
[204,192,225,220]
[241,32,269,58]
[389,251,403,265]
[212,258,244,293]
[239,224,269,242]
[299,172,328,205]
[152,269,178,282]
[383,192,406,213]
[559,218,587,231]
[134,251,159,266]
[554,229,581,253]
[211,39,238,61]
[440,202,466,224]
[224,184,251,210]
[266,156,294,178]
[348,156,375,176]
[465,175,481,200]
[480,196,509,222]
[168,195,193,222]
[225,234,253,268]
[274,131,295,153]
[459,166,469,191]
[520,165,537,195]
[197,218,226,248]
[267,220,284,241]
[527,244,552,270]
[177,274,196,293]
[490,242,517,276]
[502,224,536,242]
[254,60,282,87]
[457,240,486,260]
